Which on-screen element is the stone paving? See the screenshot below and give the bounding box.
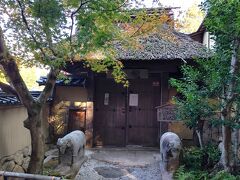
[75,147,161,180]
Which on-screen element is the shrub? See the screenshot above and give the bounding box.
[174,166,208,180]
[174,168,239,180]
[203,143,221,169]
[182,144,220,171]
[176,145,239,180]
[182,146,203,170]
[210,171,239,180]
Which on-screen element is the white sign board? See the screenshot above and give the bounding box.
[104,93,109,105]
[129,94,138,106]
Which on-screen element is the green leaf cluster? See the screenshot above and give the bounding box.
[170,59,217,129]
[0,0,167,87]
[181,144,220,171]
[171,0,240,130]
[174,167,239,180]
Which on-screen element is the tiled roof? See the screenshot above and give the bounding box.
[0,91,51,105]
[37,76,87,87]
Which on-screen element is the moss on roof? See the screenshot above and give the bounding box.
[115,28,210,60]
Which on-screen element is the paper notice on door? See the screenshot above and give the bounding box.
[129,94,138,106]
[104,93,109,105]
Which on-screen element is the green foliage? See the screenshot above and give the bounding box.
[203,143,221,168]
[172,0,240,173]
[182,146,204,170]
[1,0,165,86]
[211,171,240,180]
[202,0,240,50]
[174,166,208,180]
[182,144,220,171]
[56,72,71,84]
[171,0,240,131]
[170,59,217,130]
[174,167,240,180]
[170,55,240,130]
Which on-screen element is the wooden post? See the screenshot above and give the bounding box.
[0,171,61,180]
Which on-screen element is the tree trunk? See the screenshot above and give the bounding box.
[220,39,239,171]
[222,125,231,171]
[26,108,45,174]
[193,120,204,149]
[220,96,232,171]
[232,128,239,170]
[0,27,58,175]
[196,130,203,149]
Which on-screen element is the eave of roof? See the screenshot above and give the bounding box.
[37,76,87,87]
[0,91,52,105]
[189,21,206,37]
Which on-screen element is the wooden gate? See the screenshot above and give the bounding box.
[127,79,160,146]
[94,78,126,146]
[94,77,161,147]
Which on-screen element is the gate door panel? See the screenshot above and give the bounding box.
[127,79,160,146]
[94,78,126,146]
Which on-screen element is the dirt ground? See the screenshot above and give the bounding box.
[75,147,161,180]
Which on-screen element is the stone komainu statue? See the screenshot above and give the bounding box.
[160,132,182,180]
[57,130,86,165]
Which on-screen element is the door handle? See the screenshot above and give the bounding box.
[129,125,132,128]
[121,127,125,130]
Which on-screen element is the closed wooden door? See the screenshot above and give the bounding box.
[127,79,160,146]
[94,78,126,146]
[68,109,86,133]
[94,77,161,147]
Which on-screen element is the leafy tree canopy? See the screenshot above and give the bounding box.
[171,0,240,170]
[0,0,169,87]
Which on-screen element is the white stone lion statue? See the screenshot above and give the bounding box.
[160,132,182,179]
[57,130,86,164]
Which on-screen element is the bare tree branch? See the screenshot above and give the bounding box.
[0,81,19,99]
[38,68,59,104]
[44,28,57,57]
[130,22,145,38]
[70,0,91,46]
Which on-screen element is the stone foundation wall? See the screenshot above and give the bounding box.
[0,146,31,173]
[0,104,50,159]
[0,106,30,158]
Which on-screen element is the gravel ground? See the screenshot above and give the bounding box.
[75,149,161,180]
